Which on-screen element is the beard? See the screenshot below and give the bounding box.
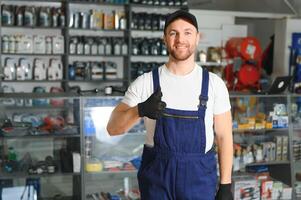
[168,44,195,61]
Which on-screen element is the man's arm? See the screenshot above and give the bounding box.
[214,110,233,184]
[107,103,140,136]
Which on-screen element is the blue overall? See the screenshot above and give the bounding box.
[137,67,217,200]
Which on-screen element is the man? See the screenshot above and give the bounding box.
[107,9,233,200]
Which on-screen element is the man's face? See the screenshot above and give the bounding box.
[164,18,200,61]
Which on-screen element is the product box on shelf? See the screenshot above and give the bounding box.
[233,178,260,200]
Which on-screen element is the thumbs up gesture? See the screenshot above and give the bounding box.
[138,88,167,119]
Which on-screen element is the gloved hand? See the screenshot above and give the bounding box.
[215,183,233,200]
[138,88,166,119]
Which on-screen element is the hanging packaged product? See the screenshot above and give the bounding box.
[16,6,24,26]
[3,58,17,80]
[33,35,46,54]
[91,62,104,80]
[33,58,47,80]
[103,11,114,30]
[24,6,36,26]
[52,35,64,54]
[105,62,117,80]
[105,38,112,55]
[48,59,63,80]
[2,35,9,53]
[39,7,51,27]
[45,36,52,54]
[2,5,14,26]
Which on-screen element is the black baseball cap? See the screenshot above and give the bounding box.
[164,10,198,34]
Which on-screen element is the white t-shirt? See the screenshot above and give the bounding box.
[122,64,231,152]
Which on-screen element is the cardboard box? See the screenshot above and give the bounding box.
[233,179,260,200]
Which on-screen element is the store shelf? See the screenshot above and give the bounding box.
[197,61,227,67]
[246,160,290,167]
[1,25,65,30]
[69,28,125,32]
[131,54,168,57]
[1,53,65,56]
[0,133,80,139]
[130,3,186,9]
[0,171,80,179]
[68,0,126,6]
[68,79,127,83]
[0,104,71,111]
[1,80,66,83]
[233,128,289,134]
[131,29,163,32]
[85,170,137,179]
[68,54,127,57]
[1,0,65,2]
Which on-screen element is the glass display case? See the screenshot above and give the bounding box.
[81,96,145,200]
[1,93,300,200]
[291,94,301,199]
[230,94,292,200]
[0,94,81,200]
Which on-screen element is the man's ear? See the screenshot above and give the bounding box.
[196,31,202,45]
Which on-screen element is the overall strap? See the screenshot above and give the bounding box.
[199,68,209,111]
[152,67,160,92]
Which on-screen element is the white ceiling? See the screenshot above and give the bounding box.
[188,0,301,16]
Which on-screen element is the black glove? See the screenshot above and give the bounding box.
[215,183,233,200]
[137,88,166,119]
